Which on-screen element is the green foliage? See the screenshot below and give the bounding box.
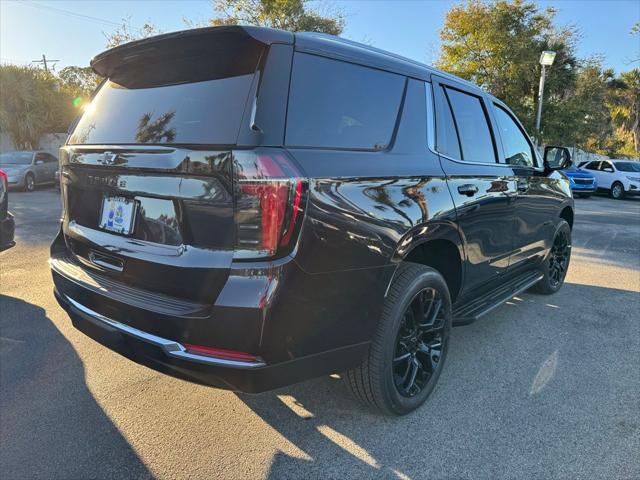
[58,66,101,96]
[0,65,80,149]
[210,0,345,34]
[104,18,161,49]
[437,0,638,157]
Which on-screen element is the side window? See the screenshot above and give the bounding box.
[601,161,614,172]
[584,161,600,171]
[286,53,405,150]
[435,86,461,159]
[45,154,57,163]
[493,105,536,167]
[444,87,496,163]
[34,153,46,164]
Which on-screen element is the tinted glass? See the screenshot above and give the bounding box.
[0,152,32,165]
[601,162,614,171]
[445,88,495,163]
[493,105,535,167]
[615,162,640,172]
[584,161,600,170]
[436,86,461,159]
[69,75,255,145]
[286,53,404,149]
[45,153,58,163]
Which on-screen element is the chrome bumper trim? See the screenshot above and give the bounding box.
[64,295,266,369]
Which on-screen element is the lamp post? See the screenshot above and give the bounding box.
[535,50,556,143]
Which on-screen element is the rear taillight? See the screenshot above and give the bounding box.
[0,170,7,190]
[233,149,306,259]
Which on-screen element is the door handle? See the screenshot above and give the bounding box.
[517,180,528,192]
[457,184,479,197]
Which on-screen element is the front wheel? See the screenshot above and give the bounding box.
[610,182,625,200]
[532,220,571,295]
[342,263,452,415]
[23,173,35,192]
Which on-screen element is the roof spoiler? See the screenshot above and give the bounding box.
[91,25,294,78]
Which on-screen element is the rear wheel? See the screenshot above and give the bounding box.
[610,182,625,199]
[342,263,452,415]
[23,173,35,192]
[532,220,571,295]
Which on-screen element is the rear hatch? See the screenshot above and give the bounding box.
[59,27,289,303]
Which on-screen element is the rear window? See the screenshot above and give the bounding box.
[69,41,263,145]
[285,53,405,150]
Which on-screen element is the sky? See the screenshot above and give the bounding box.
[1,0,639,73]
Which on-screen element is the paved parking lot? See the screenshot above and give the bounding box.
[1,187,639,479]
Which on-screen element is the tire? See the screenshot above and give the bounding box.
[23,173,35,192]
[576,193,591,198]
[532,220,571,295]
[342,262,452,415]
[610,182,625,200]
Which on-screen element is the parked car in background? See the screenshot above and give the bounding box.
[578,159,640,199]
[51,26,574,415]
[54,169,61,191]
[545,147,597,198]
[562,165,597,198]
[0,151,58,192]
[0,169,15,251]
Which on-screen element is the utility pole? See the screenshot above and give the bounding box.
[32,54,59,73]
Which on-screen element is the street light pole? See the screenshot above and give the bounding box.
[535,50,556,144]
[535,63,546,135]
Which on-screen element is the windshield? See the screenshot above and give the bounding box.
[0,152,32,165]
[614,162,640,172]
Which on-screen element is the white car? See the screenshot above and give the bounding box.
[578,159,640,199]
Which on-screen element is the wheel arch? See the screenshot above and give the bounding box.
[559,205,574,230]
[390,222,464,302]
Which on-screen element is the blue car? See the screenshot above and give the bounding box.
[562,165,597,198]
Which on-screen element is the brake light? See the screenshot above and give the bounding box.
[0,170,7,190]
[233,149,306,259]
[184,344,258,362]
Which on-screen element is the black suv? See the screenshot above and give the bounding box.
[51,27,573,415]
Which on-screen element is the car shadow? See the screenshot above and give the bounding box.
[0,294,152,479]
[235,282,639,479]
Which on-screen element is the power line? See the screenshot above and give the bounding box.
[20,1,122,27]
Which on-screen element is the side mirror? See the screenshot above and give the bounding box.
[543,146,572,172]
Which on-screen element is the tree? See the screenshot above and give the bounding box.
[608,69,640,155]
[104,18,161,48]
[0,65,79,149]
[210,0,345,34]
[58,66,101,95]
[437,0,578,137]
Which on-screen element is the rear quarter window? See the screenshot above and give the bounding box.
[285,53,405,150]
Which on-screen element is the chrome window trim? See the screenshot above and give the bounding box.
[64,295,266,369]
[425,82,436,152]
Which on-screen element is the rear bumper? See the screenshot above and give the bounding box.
[0,213,15,251]
[54,289,369,393]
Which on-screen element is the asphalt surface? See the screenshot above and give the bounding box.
[1,187,639,480]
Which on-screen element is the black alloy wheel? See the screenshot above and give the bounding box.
[342,263,452,415]
[532,219,572,295]
[548,228,570,288]
[393,288,446,397]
